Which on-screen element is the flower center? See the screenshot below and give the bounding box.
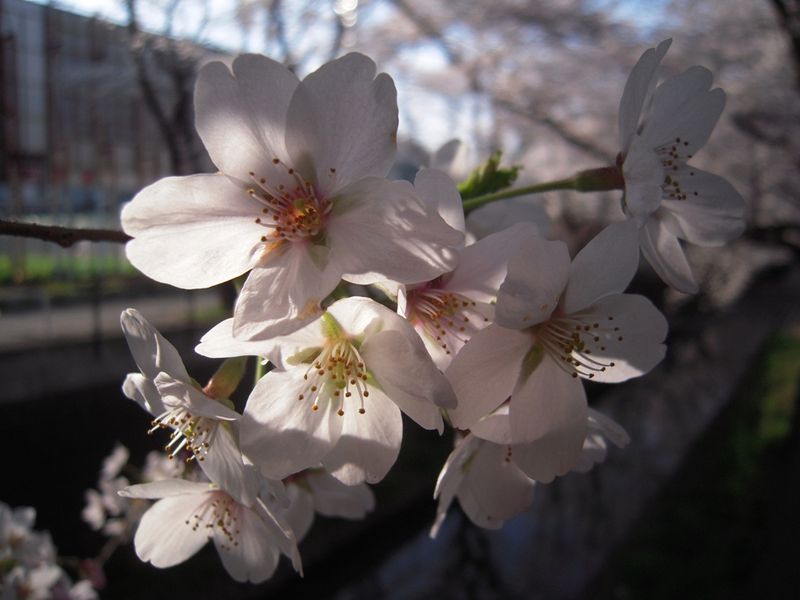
[657,137,699,201]
[405,286,490,356]
[247,158,334,244]
[185,492,242,549]
[296,315,372,416]
[535,312,625,379]
[149,406,218,462]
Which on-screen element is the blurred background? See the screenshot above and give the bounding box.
[1,0,799,598]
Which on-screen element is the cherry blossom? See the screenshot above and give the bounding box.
[617,39,746,293]
[397,168,544,369]
[431,405,629,534]
[205,297,456,485]
[120,309,252,505]
[445,222,666,481]
[120,477,300,584]
[121,53,462,339]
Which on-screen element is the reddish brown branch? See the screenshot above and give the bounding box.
[0,219,130,248]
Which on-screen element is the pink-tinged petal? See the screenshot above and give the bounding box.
[562,220,640,314]
[305,471,375,519]
[445,324,532,430]
[587,408,630,449]
[214,506,280,583]
[329,177,462,286]
[509,357,588,482]
[285,53,397,196]
[122,373,165,417]
[577,293,667,383]
[660,168,746,246]
[495,237,570,329]
[196,426,259,508]
[623,135,665,219]
[573,432,610,473]
[153,373,241,420]
[120,308,190,382]
[122,174,263,288]
[361,329,451,432]
[461,439,535,526]
[618,39,671,150]
[446,222,542,304]
[232,243,341,340]
[414,168,466,234]
[431,434,479,538]
[324,296,388,338]
[321,387,403,485]
[120,480,213,499]
[194,55,298,182]
[240,370,343,480]
[640,217,698,293]
[466,198,551,241]
[470,403,512,445]
[283,484,315,542]
[133,495,209,568]
[254,497,303,574]
[641,68,725,153]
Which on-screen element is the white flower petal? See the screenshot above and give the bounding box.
[361,329,451,432]
[153,373,240,420]
[196,426,258,508]
[660,168,746,246]
[321,386,402,485]
[577,294,667,383]
[283,484,315,542]
[562,220,641,314]
[430,434,478,538]
[587,408,630,449]
[241,370,343,480]
[122,373,165,417]
[470,403,512,445]
[414,167,465,234]
[306,471,375,519]
[120,479,212,499]
[462,439,535,526]
[329,177,462,286]
[121,174,263,288]
[214,506,280,583]
[466,198,551,241]
[640,217,698,293]
[285,53,397,196]
[133,495,209,568]
[495,237,571,329]
[623,135,665,219]
[232,244,340,340]
[642,67,725,153]
[618,39,671,150]
[509,357,588,482]
[194,55,298,182]
[445,222,542,304]
[120,308,190,382]
[445,324,532,430]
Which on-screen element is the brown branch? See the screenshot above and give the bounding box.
[0,220,130,248]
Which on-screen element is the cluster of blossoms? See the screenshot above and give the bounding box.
[1,503,96,600]
[113,40,744,582]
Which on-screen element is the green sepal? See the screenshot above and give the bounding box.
[458,151,521,201]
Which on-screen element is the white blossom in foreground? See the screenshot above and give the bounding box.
[397,168,543,369]
[617,39,746,293]
[122,53,461,339]
[208,297,456,485]
[281,470,375,541]
[431,405,629,535]
[445,222,666,481]
[120,478,301,584]
[120,309,252,505]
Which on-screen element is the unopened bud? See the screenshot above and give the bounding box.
[203,356,247,400]
[573,166,625,192]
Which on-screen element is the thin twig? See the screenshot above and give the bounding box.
[0,219,130,248]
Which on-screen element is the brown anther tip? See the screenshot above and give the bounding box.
[272,158,280,164]
[248,171,255,176]
[312,405,319,411]
[358,408,365,414]
[337,409,344,416]
[261,236,267,242]
[259,178,266,184]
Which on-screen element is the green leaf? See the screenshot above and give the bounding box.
[457,151,521,201]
